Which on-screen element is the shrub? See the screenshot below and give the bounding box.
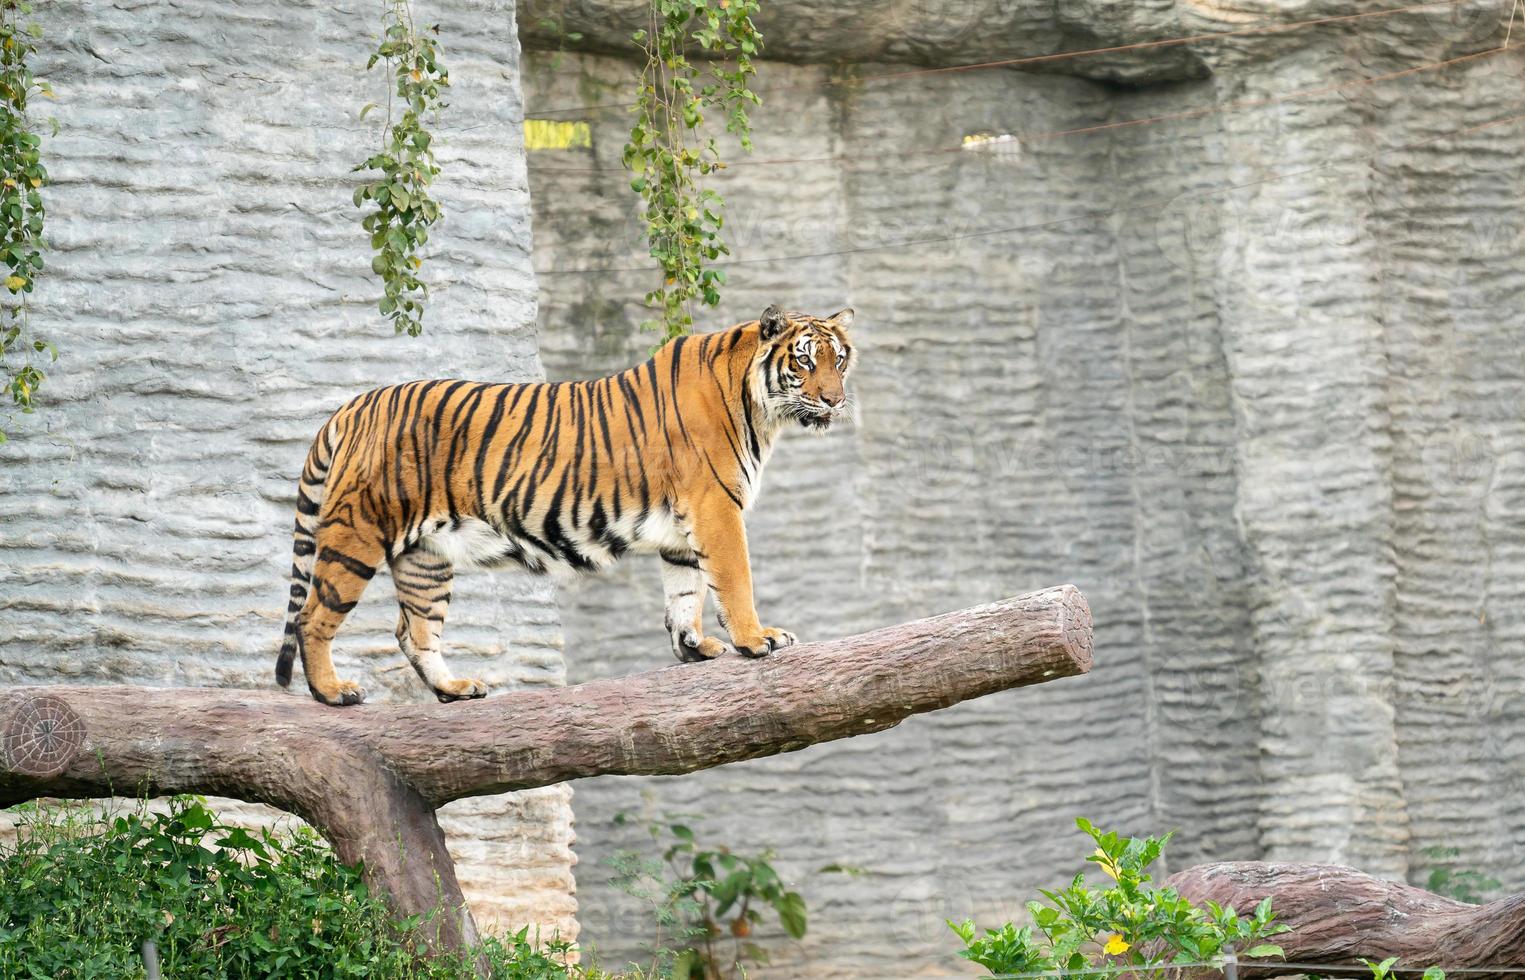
[949,818,1289,978]
[605,812,808,979]
[0,797,588,979]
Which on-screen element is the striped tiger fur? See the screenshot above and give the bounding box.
[276,305,857,706]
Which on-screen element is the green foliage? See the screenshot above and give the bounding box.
[353,0,449,338]
[0,0,52,443]
[607,812,806,979]
[1305,960,1449,980]
[949,818,1290,978]
[1423,846,1501,905]
[1356,959,1448,980]
[0,797,602,979]
[532,14,585,55]
[624,0,762,340]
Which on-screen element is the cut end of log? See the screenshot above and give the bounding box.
[2,695,85,778]
[1058,583,1094,671]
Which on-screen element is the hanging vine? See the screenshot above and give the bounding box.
[624,0,763,340]
[353,0,448,338]
[0,0,52,443]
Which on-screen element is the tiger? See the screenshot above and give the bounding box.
[275,305,857,706]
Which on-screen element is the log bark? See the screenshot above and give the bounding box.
[1169,862,1525,978]
[0,583,1092,954]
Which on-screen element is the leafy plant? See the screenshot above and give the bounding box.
[1358,959,1447,980]
[949,818,1290,979]
[604,843,708,978]
[624,0,762,340]
[0,796,609,978]
[353,0,449,337]
[1423,846,1501,905]
[533,13,585,65]
[0,0,52,442]
[607,811,807,979]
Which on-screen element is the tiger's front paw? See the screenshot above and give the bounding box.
[311,679,367,707]
[733,627,796,659]
[672,626,735,663]
[434,678,489,703]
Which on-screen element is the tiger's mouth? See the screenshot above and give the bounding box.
[800,412,834,430]
[773,394,847,431]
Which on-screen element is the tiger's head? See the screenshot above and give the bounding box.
[756,305,857,431]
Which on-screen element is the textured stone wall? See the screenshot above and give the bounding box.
[519,2,1525,974]
[0,0,575,940]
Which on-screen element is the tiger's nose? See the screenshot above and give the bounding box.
[821,391,843,408]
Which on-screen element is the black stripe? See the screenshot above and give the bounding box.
[314,577,361,614]
[317,546,377,581]
[441,383,489,519]
[474,383,521,508]
[618,371,646,430]
[702,451,745,510]
[667,335,696,447]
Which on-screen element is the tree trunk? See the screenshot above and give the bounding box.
[0,583,1093,954]
[1169,862,1525,978]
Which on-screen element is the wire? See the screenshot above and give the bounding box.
[524,0,1465,118]
[532,109,1525,276]
[979,963,1525,980]
[1265,964,1525,975]
[525,44,1520,176]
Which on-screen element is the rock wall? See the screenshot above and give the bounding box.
[0,0,575,940]
[519,1,1525,974]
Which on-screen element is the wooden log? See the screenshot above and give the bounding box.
[1170,862,1525,978]
[0,583,1093,954]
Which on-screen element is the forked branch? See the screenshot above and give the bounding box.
[0,584,1093,952]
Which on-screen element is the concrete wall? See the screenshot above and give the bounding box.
[0,0,575,939]
[519,3,1525,973]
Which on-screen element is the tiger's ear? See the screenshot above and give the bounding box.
[827,307,855,329]
[760,305,787,341]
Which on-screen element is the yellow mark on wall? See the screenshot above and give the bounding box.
[961,131,1022,160]
[525,119,592,151]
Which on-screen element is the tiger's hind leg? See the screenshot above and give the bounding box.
[391,546,487,703]
[297,530,384,706]
[661,550,733,662]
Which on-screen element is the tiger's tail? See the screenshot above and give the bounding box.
[276,417,341,688]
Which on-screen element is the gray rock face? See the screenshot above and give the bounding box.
[522,0,1525,84]
[520,1,1525,973]
[521,0,1208,82]
[0,0,575,942]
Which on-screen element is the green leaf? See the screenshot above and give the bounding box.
[817,863,867,876]
[776,890,806,939]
